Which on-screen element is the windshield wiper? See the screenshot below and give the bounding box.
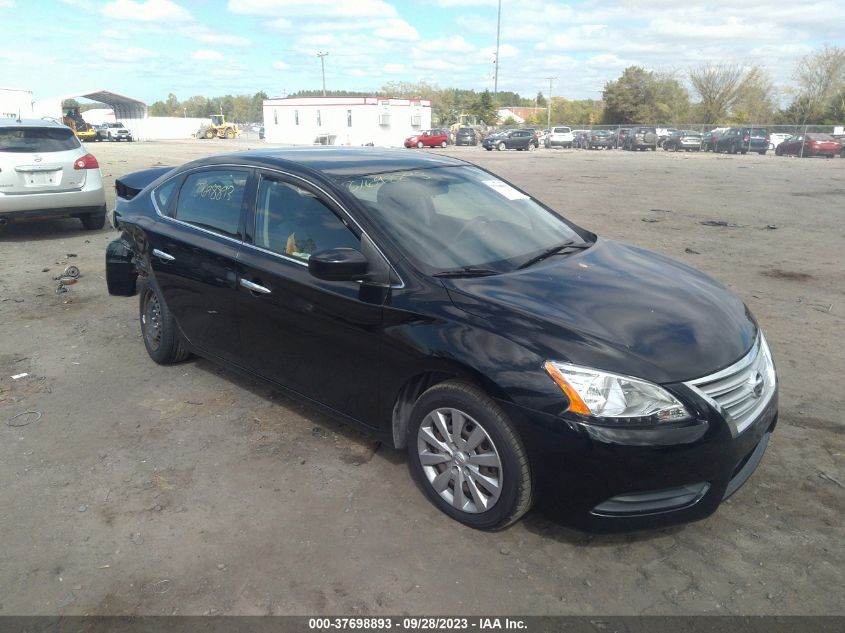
[517,240,591,270]
[433,266,502,278]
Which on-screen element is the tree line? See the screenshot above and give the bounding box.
[139,46,842,127]
[601,46,844,125]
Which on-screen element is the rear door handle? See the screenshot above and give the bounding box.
[152,249,175,261]
[240,278,272,295]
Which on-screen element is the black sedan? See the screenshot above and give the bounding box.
[106,148,777,532]
[584,130,613,149]
[481,129,538,151]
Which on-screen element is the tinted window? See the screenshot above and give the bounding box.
[175,169,247,238]
[254,179,358,262]
[0,126,80,153]
[154,178,179,214]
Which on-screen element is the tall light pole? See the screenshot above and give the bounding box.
[545,76,556,130]
[493,0,501,105]
[317,51,329,96]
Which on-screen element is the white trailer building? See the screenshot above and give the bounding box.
[1,88,34,119]
[263,96,432,147]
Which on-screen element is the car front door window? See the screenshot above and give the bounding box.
[254,178,359,261]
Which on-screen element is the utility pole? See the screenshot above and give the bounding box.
[545,76,556,130]
[317,52,329,96]
[493,0,501,105]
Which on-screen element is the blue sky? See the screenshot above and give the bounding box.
[2,0,843,105]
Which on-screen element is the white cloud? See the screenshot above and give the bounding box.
[227,0,397,18]
[383,63,405,73]
[0,0,14,6]
[100,28,127,39]
[192,49,224,61]
[187,27,251,47]
[417,35,475,54]
[272,60,290,70]
[269,17,291,29]
[90,41,158,63]
[374,18,419,41]
[102,0,192,22]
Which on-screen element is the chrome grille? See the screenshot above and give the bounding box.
[685,333,776,437]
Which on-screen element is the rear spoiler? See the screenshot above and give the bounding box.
[115,166,175,200]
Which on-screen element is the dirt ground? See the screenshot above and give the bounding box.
[0,140,843,616]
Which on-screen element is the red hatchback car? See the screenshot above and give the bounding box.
[775,133,842,158]
[405,129,449,149]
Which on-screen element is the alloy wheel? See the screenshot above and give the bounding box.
[417,408,503,513]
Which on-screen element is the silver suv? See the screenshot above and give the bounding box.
[0,118,106,231]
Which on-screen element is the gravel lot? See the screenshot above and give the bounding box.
[0,140,842,616]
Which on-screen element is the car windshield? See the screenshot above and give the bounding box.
[0,126,80,152]
[343,166,588,274]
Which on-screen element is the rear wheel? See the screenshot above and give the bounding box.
[79,209,106,230]
[139,279,191,365]
[408,381,533,530]
[440,141,447,148]
[417,141,424,149]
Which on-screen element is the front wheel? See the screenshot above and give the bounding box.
[139,280,192,365]
[498,141,506,151]
[408,381,533,530]
[417,141,424,149]
[440,141,447,148]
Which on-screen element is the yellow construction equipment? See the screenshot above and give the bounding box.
[63,106,97,142]
[197,114,240,139]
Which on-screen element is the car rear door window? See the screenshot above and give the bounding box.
[253,178,359,262]
[0,126,80,153]
[174,169,248,238]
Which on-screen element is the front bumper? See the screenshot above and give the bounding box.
[499,390,777,532]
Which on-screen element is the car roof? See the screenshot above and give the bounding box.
[0,117,69,129]
[194,147,469,178]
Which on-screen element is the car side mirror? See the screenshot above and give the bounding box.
[308,248,369,282]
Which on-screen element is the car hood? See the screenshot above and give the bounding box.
[442,238,757,384]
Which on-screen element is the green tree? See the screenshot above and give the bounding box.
[788,45,845,124]
[471,90,498,126]
[535,92,547,108]
[602,67,689,124]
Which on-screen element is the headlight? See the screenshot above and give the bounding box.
[544,361,692,424]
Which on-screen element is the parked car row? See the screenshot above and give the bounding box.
[406,124,843,159]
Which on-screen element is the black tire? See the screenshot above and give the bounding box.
[497,141,506,151]
[729,143,737,155]
[138,279,191,365]
[80,209,106,230]
[440,141,447,148]
[407,380,533,530]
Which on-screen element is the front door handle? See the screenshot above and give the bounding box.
[152,248,175,261]
[240,278,272,295]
